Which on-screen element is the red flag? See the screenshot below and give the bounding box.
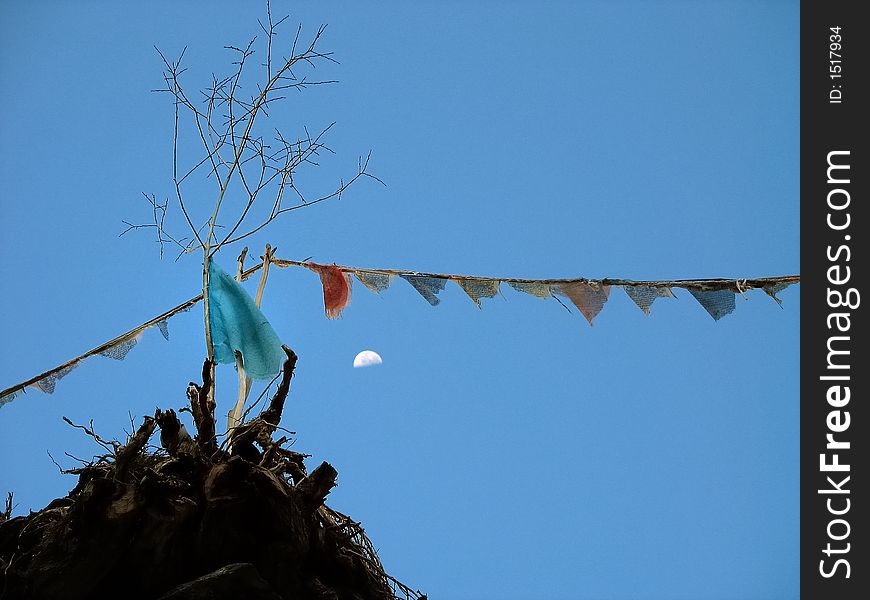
[307,263,353,319]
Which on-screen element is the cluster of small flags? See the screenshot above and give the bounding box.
[299,261,797,326]
[0,256,798,409]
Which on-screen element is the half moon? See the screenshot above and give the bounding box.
[353,350,383,368]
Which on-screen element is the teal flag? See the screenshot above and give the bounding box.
[208,260,285,379]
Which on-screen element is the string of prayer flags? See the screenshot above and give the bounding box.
[338,261,795,327]
[354,271,395,294]
[0,281,202,408]
[557,282,612,325]
[509,281,552,298]
[0,253,800,410]
[688,289,736,321]
[0,303,186,408]
[457,279,500,308]
[624,286,674,315]
[308,263,353,318]
[208,260,286,379]
[401,274,448,306]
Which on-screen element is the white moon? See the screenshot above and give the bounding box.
[353,350,383,368]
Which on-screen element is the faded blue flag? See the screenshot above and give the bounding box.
[157,319,170,340]
[688,289,736,321]
[208,260,285,379]
[401,274,448,306]
[33,363,78,394]
[624,286,673,315]
[0,386,25,408]
[763,281,794,306]
[98,334,140,361]
[354,270,395,294]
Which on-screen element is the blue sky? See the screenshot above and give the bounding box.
[0,2,799,599]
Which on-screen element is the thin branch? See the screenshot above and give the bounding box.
[62,417,121,454]
[1,492,12,522]
[155,46,204,249]
[219,150,384,248]
[206,27,333,259]
[144,15,374,271]
[119,193,189,258]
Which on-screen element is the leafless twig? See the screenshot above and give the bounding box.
[130,4,379,265]
[62,417,121,454]
[0,493,12,522]
[119,193,189,258]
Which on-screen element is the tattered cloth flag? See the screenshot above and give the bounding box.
[156,319,170,340]
[354,270,395,294]
[32,363,79,394]
[763,281,794,306]
[624,286,673,315]
[98,333,141,361]
[307,263,353,319]
[688,289,736,321]
[509,281,552,298]
[402,275,448,306]
[0,386,26,408]
[208,260,285,380]
[558,282,612,325]
[457,279,500,308]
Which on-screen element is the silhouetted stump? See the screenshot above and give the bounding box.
[0,352,419,600]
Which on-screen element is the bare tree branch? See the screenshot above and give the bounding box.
[120,5,382,422]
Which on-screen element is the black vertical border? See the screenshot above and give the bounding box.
[801,2,867,598]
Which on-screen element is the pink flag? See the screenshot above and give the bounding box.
[307,263,353,319]
[557,282,612,325]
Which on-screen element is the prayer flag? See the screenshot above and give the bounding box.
[0,386,25,408]
[509,281,552,298]
[688,289,736,321]
[558,282,611,325]
[157,319,170,340]
[402,275,448,306]
[354,270,395,294]
[208,260,285,379]
[307,263,353,319]
[624,286,673,315]
[457,279,500,308]
[32,363,78,395]
[98,333,141,361]
[763,281,794,306]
